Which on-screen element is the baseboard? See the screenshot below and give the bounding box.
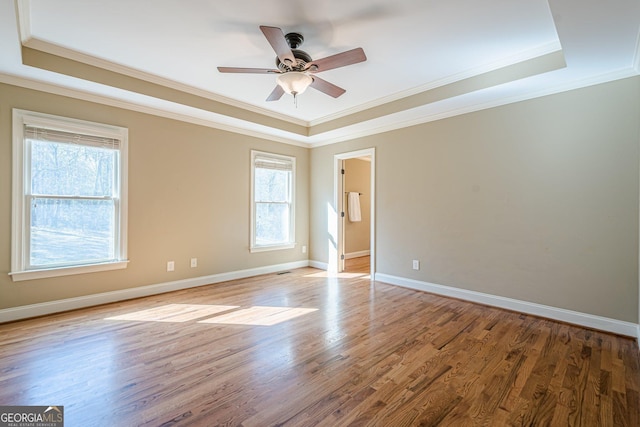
[0,260,310,323]
[344,250,370,259]
[375,273,639,338]
[308,260,329,270]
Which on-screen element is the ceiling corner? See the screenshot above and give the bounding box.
[15,0,32,44]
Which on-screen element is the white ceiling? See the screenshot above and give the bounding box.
[0,0,638,146]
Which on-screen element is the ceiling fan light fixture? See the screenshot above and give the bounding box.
[219,26,365,102]
[276,71,313,96]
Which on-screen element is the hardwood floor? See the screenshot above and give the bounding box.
[344,255,370,274]
[1,267,638,426]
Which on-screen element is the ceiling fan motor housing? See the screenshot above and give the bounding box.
[275,32,313,71]
[285,32,304,49]
[276,49,312,71]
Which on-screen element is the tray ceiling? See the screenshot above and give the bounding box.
[0,0,638,146]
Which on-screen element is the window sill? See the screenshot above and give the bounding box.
[250,243,296,253]
[9,260,129,282]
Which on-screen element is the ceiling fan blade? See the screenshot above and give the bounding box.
[266,85,285,101]
[310,76,346,98]
[306,48,367,73]
[260,26,296,67]
[217,67,280,74]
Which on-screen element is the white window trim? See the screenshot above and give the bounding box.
[10,109,129,282]
[250,150,296,252]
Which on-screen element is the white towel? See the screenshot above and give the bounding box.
[348,192,362,222]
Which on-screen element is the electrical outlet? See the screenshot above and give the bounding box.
[167,261,175,272]
[190,258,197,268]
[302,245,307,254]
[412,260,420,270]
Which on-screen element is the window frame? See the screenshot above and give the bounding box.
[250,150,296,252]
[10,109,129,281]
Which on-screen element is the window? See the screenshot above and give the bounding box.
[250,150,295,252]
[10,109,128,281]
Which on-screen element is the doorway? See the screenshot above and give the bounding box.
[334,148,375,277]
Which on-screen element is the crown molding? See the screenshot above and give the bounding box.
[4,62,635,152]
[9,0,640,150]
[308,67,639,148]
[14,0,307,128]
[15,0,31,43]
[0,72,310,148]
[17,0,564,133]
[308,49,566,137]
[309,41,563,127]
[21,37,309,129]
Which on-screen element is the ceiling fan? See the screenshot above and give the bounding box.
[217,26,367,103]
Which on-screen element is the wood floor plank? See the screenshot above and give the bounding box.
[0,265,638,426]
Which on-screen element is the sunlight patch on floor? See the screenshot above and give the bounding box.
[105,304,238,322]
[198,306,318,326]
[105,304,317,325]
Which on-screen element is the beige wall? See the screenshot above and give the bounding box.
[2,76,639,324]
[310,77,640,322]
[0,83,309,309]
[344,158,371,255]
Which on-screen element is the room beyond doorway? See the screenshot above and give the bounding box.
[344,255,370,274]
[334,148,375,277]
